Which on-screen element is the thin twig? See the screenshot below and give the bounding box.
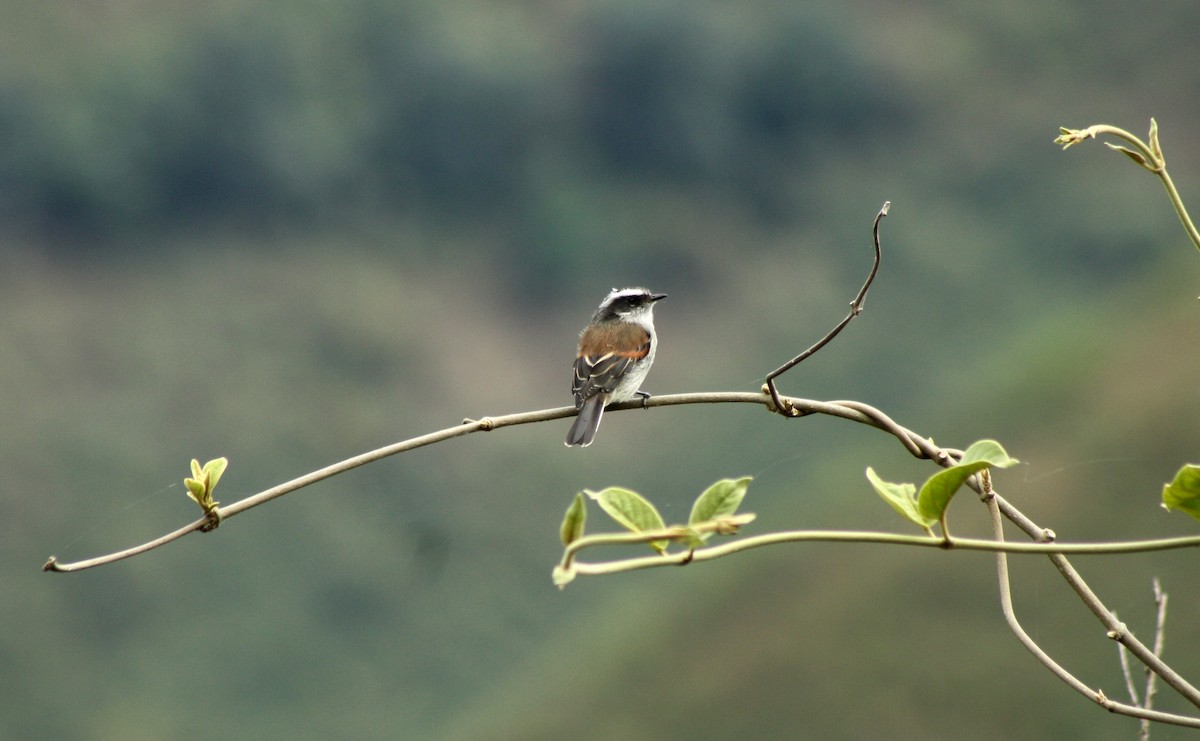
[1045,553,1200,708]
[927,442,1200,711]
[1141,578,1169,741]
[978,484,1200,708]
[988,497,1101,700]
[45,404,565,572]
[1117,621,1141,706]
[985,496,1200,729]
[1121,579,1170,741]
[764,202,888,416]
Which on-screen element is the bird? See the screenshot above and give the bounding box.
[566,287,666,447]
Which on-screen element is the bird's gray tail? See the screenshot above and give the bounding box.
[565,395,606,447]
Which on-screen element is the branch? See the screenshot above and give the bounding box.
[45,351,1200,728]
[1120,579,1170,741]
[1142,579,1170,740]
[1046,552,1200,708]
[45,392,927,572]
[45,202,896,572]
[42,191,1199,729]
[551,404,1200,722]
[1118,616,1142,707]
[45,405,562,572]
[764,201,889,416]
[973,477,1200,712]
[987,496,1200,729]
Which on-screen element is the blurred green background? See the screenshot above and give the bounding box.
[4,0,1200,738]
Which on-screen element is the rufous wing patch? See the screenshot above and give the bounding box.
[577,323,651,359]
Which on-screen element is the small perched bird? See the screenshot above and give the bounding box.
[566,287,667,447]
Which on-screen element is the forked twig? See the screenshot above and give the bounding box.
[988,497,1200,729]
[1117,579,1170,741]
[1140,579,1169,741]
[764,202,888,416]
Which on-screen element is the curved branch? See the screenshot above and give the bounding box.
[44,200,893,572]
[46,405,559,572]
[45,391,904,572]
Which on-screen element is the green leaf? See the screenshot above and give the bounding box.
[866,467,934,533]
[560,492,587,546]
[586,487,668,554]
[190,458,204,481]
[917,463,991,523]
[959,439,1019,468]
[184,477,206,502]
[202,457,228,491]
[1162,464,1200,524]
[688,476,751,533]
[917,440,1019,523]
[1105,143,1148,169]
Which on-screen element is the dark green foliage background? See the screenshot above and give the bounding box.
[4,1,1200,738]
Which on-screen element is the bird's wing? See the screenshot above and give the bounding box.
[572,324,651,407]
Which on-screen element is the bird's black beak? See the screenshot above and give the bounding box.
[650,293,667,302]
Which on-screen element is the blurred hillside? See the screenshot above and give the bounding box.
[3,0,1200,739]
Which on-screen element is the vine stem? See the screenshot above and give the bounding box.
[558,528,1200,574]
[1058,120,1200,254]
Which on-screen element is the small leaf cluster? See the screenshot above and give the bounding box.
[868,440,1018,536]
[1056,119,1163,173]
[554,477,755,587]
[184,457,228,531]
[561,476,754,553]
